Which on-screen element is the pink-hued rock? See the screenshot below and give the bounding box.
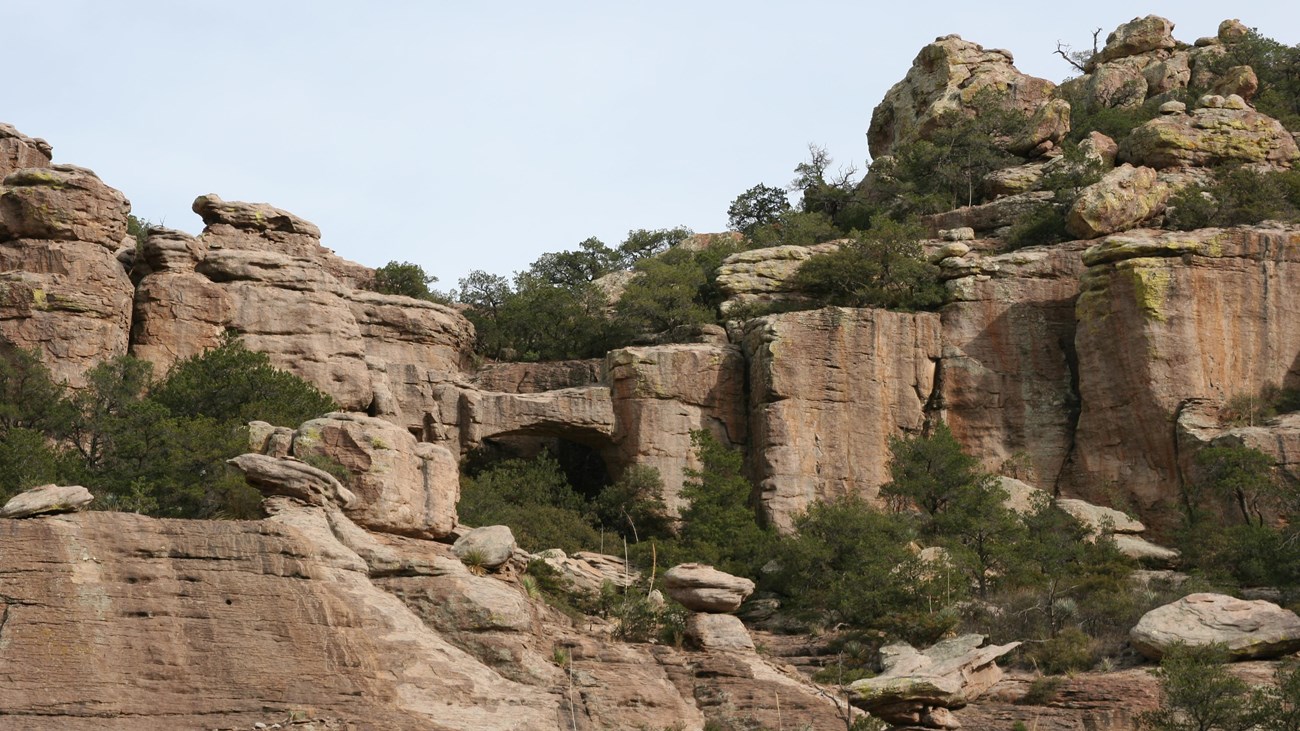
[1131,593,1300,660]
[663,563,756,613]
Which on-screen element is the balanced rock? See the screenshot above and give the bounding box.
[0,484,93,518]
[848,634,1020,722]
[1066,164,1170,239]
[227,453,356,508]
[662,563,755,613]
[1131,593,1300,660]
[452,525,516,570]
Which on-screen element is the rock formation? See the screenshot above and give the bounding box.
[1131,593,1300,660]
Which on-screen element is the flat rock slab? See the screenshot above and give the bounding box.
[1131,592,1300,660]
[0,484,93,518]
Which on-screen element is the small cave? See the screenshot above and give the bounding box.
[471,434,613,500]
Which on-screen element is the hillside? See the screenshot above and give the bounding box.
[2,14,1300,731]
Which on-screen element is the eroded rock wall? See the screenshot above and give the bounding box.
[744,307,941,530]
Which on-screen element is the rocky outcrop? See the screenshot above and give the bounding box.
[0,510,558,730]
[1066,164,1171,239]
[940,241,1090,484]
[663,563,755,613]
[1121,96,1300,169]
[868,35,1055,159]
[715,241,841,314]
[291,412,460,539]
[1088,15,1177,69]
[745,307,941,530]
[608,343,747,513]
[0,123,52,178]
[848,634,1020,727]
[0,165,134,388]
[1067,226,1300,525]
[1131,593,1300,660]
[923,190,1054,235]
[0,484,93,518]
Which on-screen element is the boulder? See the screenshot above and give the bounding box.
[1066,164,1171,239]
[1055,498,1145,534]
[983,161,1049,198]
[452,525,517,570]
[1009,98,1072,156]
[0,123,52,179]
[1088,15,1177,69]
[227,453,357,508]
[1112,534,1181,567]
[1121,103,1300,169]
[292,412,460,539]
[923,191,1054,235]
[847,634,1020,722]
[686,613,755,651]
[1130,593,1300,660]
[0,165,129,248]
[662,563,755,613]
[0,484,93,518]
[868,34,1055,158]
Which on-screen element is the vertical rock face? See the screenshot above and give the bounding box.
[0,123,52,178]
[940,242,1090,486]
[608,344,748,514]
[0,165,134,388]
[1067,226,1300,524]
[744,308,941,530]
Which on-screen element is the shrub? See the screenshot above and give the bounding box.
[458,455,600,553]
[1166,167,1300,230]
[371,261,450,303]
[791,217,944,311]
[1137,644,1256,731]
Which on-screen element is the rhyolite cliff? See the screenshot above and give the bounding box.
[2,13,1300,731]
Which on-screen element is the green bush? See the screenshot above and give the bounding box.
[791,217,944,311]
[458,454,601,553]
[1137,644,1256,731]
[370,261,450,303]
[1166,167,1300,230]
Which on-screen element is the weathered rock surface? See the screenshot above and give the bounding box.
[1055,497,1144,535]
[0,511,558,730]
[452,525,517,570]
[0,484,93,518]
[716,241,842,313]
[1121,100,1300,169]
[746,307,941,529]
[0,165,134,388]
[940,241,1089,484]
[291,412,459,539]
[686,613,755,651]
[472,359,603,393]
[1066,164,1171,239]
[608,343,747,514]
[1067,225,1300,525]
[227,453,357,508]
[663,563,755,613]
[848,634,1020,725]
[923,190,1054,235]
[868,35,1055,158]
[0,123,52,179]
[1131,592,1300,660]
[1089,15,1177,69]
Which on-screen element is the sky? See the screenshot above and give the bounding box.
[6,2,1299,288]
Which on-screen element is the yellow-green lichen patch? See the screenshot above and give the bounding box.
[1126,261,1172,321]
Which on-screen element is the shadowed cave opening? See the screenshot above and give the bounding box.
[469,434,613,501]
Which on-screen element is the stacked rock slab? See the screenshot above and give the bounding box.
[0,123,52,178]
[1067,226,1300,525]
[0,164,134,388]
[745,307,941,530]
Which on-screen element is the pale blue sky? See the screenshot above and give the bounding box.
[7,2,1298,286]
